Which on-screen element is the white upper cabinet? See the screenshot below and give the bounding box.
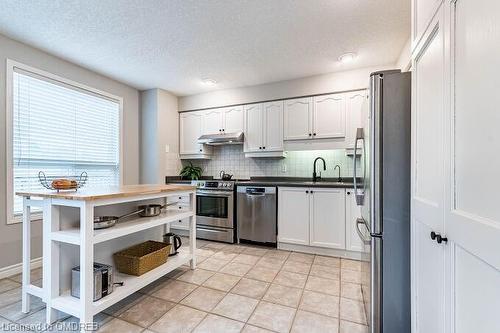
[283,92,349,144]
[345,90,368,149]
[203,108,224,135]
[223,106,244,133]
[310,188,346,249]
[244,103,264,152]
[263,101,284,151]
[244,102,284,155]
[284,97,312,140]
[278,187,310,245]
[313,93,346,139]
[202,106,243,135]
[180,112,211,157]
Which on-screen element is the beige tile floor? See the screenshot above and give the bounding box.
[0,239,368,333]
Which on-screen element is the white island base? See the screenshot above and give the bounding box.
[17,185,197,332]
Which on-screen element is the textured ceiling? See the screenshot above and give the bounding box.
[0,0,410,96]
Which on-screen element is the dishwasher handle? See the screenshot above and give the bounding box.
[246,193,265,197]
[237,186,277,195]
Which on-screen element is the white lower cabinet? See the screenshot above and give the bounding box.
[277,187,310,245]
[310,188,346,249]
[278,187,347,251]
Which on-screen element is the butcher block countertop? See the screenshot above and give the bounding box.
[16,184,196,201]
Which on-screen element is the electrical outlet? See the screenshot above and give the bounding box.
[281,162,287,173]
[164,144,170,153]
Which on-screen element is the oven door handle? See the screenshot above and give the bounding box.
[196,191,232,197]
[197,226,230,232]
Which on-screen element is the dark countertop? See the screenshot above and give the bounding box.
[166,176,358,188]
[234,177,356,188]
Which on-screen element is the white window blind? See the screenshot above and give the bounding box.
[12,69,120,216]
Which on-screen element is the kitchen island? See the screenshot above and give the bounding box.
[17,184,197,331]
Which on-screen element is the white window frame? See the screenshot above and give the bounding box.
[5,59,124,224]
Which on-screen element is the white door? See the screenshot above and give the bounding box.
[310,188,346,249]
[313,93,346,139]
[278,187,310,245]
[446,1,500,331]
[244,103,263,152]
[345,91,368,149]
[345,189,365,252]
[411,9,446,333]
[203,109,223,135]
[180,112,204,154]
[223,106,244,133]
[283,97,312,140]
[263,101,284,151]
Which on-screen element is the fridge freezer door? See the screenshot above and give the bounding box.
[370,235,382,333]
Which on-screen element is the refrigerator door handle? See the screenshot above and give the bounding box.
[353,128,366,205]
[355,218,371,244]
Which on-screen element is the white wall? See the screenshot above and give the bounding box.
[396,38,412,71]
[140,89,181,184]
[178,64,395,111]
[0,34,140,269]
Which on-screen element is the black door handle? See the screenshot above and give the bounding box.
[430,231,448,244]
[436,234,448,244]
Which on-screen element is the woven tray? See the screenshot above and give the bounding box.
[113,240,171,276]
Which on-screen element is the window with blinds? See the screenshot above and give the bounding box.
[11,69,121,217]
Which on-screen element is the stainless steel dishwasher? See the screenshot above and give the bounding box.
[237,186,277,244]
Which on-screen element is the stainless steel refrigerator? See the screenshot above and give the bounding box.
[353,70,411,333]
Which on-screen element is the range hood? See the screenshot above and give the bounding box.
[197,132,244,145]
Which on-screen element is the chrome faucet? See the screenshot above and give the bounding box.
[334,164,341,182]
[313,157,326,182]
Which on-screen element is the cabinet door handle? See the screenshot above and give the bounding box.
[263,146,266,149]
[306,190,309,193]
[347,191,351,195]
[430,231,448,244]
[313,133,317,136]
[309,133,312,137]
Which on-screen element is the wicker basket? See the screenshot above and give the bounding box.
[113,241,171,276]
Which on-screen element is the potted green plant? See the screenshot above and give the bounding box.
[179,162,203,180]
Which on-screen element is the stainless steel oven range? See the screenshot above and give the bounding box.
[192,180,235,243]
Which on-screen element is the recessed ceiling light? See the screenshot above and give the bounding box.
[202,78,217,86]
[338,53,356,64]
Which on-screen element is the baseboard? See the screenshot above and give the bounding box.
[0,257,42,279]
[277,242,365,261]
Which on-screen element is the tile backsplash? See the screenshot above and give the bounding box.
[183,145,361,180]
